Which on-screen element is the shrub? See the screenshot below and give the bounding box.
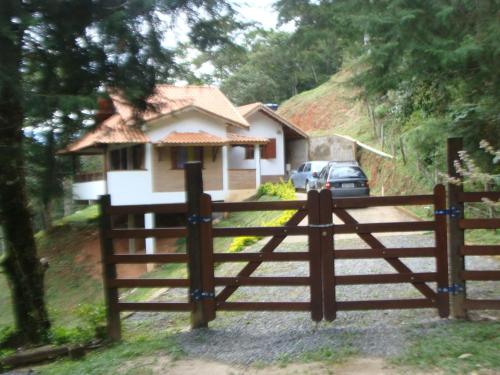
[229,181,297,253]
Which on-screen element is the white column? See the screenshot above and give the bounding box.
[144,213,156,255]
[222,145,229,197]
[254,144,261,188]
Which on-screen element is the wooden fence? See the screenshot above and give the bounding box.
[98,138,499,340]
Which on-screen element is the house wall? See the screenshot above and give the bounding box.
[146,111,228,141]
[72,180,106,201]
[152,146,223,192]
[286,138,308,171]
[228,169,256,189]
[228,111,285,177]
[308,135,356,162]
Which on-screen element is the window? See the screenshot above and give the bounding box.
[297,164,305,172]
[303,163,311,172]
[244,145,254,160]
[109,145,144,171]
[329,166,366,179]
[171,147,203,169]
[262,138,276,159]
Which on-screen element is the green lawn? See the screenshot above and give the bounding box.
[395,321,500,374]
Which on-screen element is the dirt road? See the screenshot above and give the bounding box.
[285,192,425,242]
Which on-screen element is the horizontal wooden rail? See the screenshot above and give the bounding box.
[107,228,187,238]
[337,299,436,310]
[460,245,500,256]
[106,203,187,215]
[212,226,308,237]
[464,299,500,310]
[214,276,310,286]
[458,191,500,203]
[334,247,436,259]
[213,252,310,262]
[335,272,437,285]
[331,194,434,208]
[459,219,500,230]
[108,278,189,288]
[212,200,306,212]
[216,302,310,311]
[107,254,188,264]
[335,221,434,234]
[117,302,192,312]
[461,271,500,281]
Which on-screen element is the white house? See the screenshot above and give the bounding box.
[61,85,307,253]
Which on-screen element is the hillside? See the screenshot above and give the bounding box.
[277,69,376,146]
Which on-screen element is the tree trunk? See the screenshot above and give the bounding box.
[0,7,51,344]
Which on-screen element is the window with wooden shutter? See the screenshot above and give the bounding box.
[262,138,276,159]
[171,147,204,169]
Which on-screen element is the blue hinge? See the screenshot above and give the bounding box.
[187,214,212,225]
[190,289,215,301]
[437,284,464,295]
[434,206,461,218]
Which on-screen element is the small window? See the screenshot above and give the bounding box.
[262,138,276,159]
[244,145,254,160]
[171,147,203,169]
[303,163,311,172]
[297,164,305,172]
[109,146,144,171]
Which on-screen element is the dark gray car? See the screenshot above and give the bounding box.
[290,161,329,192]
[316,163,370,197]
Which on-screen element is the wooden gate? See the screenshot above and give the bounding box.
[99,163,455,340]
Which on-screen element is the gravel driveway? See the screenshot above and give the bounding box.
[129,232,499,365]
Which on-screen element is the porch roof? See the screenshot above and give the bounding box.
[156,131,269,147]
[59,114,150,154]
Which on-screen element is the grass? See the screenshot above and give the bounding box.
[395,321,500,374]
[38,321,186,375]
[0,205,102,331]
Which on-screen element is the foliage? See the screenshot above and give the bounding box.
[395,322,500,373]
[229,181,296,253]
[49,303,106,345]
[257,179,296,200]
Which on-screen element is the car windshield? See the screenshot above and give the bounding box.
[329,167,366,179]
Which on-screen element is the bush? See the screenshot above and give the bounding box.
[229,182,297,253]
[257,180,296,200]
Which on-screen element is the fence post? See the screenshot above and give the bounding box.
[319,189,336,321]
[434,184,450,318]
[98,194,121,341]
[199,193,216,322]
[447,137,467,319]
[185,162,210,328]
[307,190,323,322]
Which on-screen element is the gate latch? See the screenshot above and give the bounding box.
[187,214,212,225]
[437,284,464,295]
[190,289,215,301]
[434,206,461,218]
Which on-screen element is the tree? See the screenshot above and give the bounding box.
[0,0,235,344]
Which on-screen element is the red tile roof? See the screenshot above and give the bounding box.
[61,115,149,153]
[111,85,249,128]
[237,102,308,139]
[156,131,269,146]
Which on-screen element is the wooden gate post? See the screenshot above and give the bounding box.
[447,137,467,319]
[307,190,323,322]
[434,184,450,318]
[185,162,211,328]
[319,189,336,321]
[199,193,216,322]
[98,194,121,341]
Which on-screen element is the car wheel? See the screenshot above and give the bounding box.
[305,181,311,192]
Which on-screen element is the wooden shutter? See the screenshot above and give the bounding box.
[262,138,276,159]
[245,145,254,159]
